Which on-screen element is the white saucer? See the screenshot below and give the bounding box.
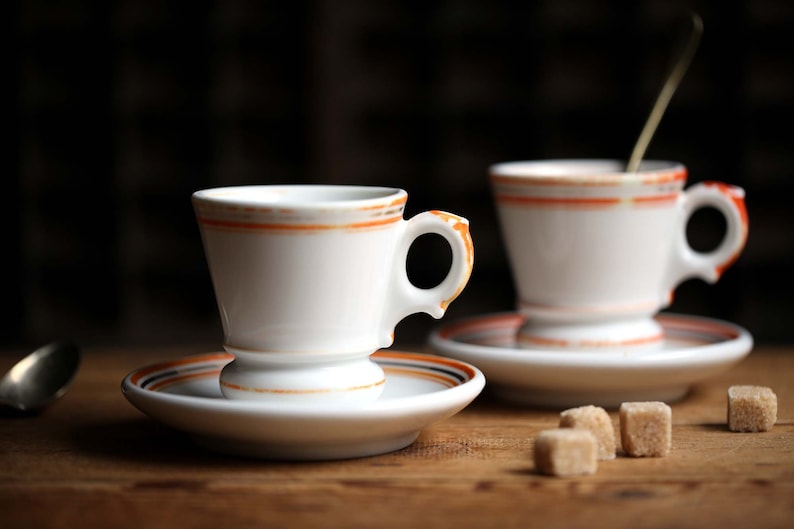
[429,312,753,408]
[121,350,484,460]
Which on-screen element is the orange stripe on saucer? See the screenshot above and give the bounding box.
[436,313,523,340]
[656,314,740,340]
[148,369,223,392]
[519,333,665,348]
[131,353,232,386]
[382,366,456,388]
[373,351,476,380]
[220,377,386,394]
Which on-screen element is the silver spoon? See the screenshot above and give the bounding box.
[0,341,80,414]
[627,12,703,172]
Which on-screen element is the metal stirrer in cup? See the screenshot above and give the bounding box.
[627,12,703,173]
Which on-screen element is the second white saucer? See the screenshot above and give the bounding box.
[122,350,484,461]
[429,312,752,408]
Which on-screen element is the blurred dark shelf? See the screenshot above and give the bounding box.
[5,0,793,347]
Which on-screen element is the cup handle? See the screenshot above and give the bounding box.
[380,210,474,345]
[666,181,748,290]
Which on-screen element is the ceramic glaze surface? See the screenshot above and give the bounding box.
[192,185,474,403]
[121,351,485,460]
[430,312,753,408]
[490,160,748,350]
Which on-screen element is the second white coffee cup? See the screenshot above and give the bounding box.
[490,159,748,351]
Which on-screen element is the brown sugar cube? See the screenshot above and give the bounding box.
[559,405,616,460]
[534,428,598,477]
[728,385,777,432]
[619,401,671,457]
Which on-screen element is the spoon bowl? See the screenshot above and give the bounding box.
[0,341,80,414]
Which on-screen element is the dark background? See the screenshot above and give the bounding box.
[5,0,793,351]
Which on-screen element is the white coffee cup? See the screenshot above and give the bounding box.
[193,185,474,404]
[490,160,748,351]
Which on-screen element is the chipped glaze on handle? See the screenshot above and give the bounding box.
[666,181,748,289]
[380,210,474,346]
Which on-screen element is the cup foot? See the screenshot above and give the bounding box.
[219,355,386,405]
[517,318,664,351]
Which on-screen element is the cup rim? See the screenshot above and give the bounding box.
[489,159,686,184]
[192,184,407,209]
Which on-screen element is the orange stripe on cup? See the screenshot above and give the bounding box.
[702,181,748,278]
[632,193,679,206]
[429,210,474,310]
[357,195,408,211]
[490,168,686,187]
[490,174,621,187]
[494,195,621,207]
[641,168,687,185]
[197,214,403,232]
[494,194,679,208]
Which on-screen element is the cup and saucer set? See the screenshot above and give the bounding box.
[122,160,752,460]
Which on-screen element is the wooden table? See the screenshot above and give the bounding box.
[1,345,792,529]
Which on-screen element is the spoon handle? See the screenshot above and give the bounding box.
[627,12,703,173]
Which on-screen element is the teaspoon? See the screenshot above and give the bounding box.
[0,341,80,414]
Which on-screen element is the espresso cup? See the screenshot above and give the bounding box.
[490,160,747,351]
[192,185,474,404]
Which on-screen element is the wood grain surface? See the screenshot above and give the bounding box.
[1,346,792,529]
